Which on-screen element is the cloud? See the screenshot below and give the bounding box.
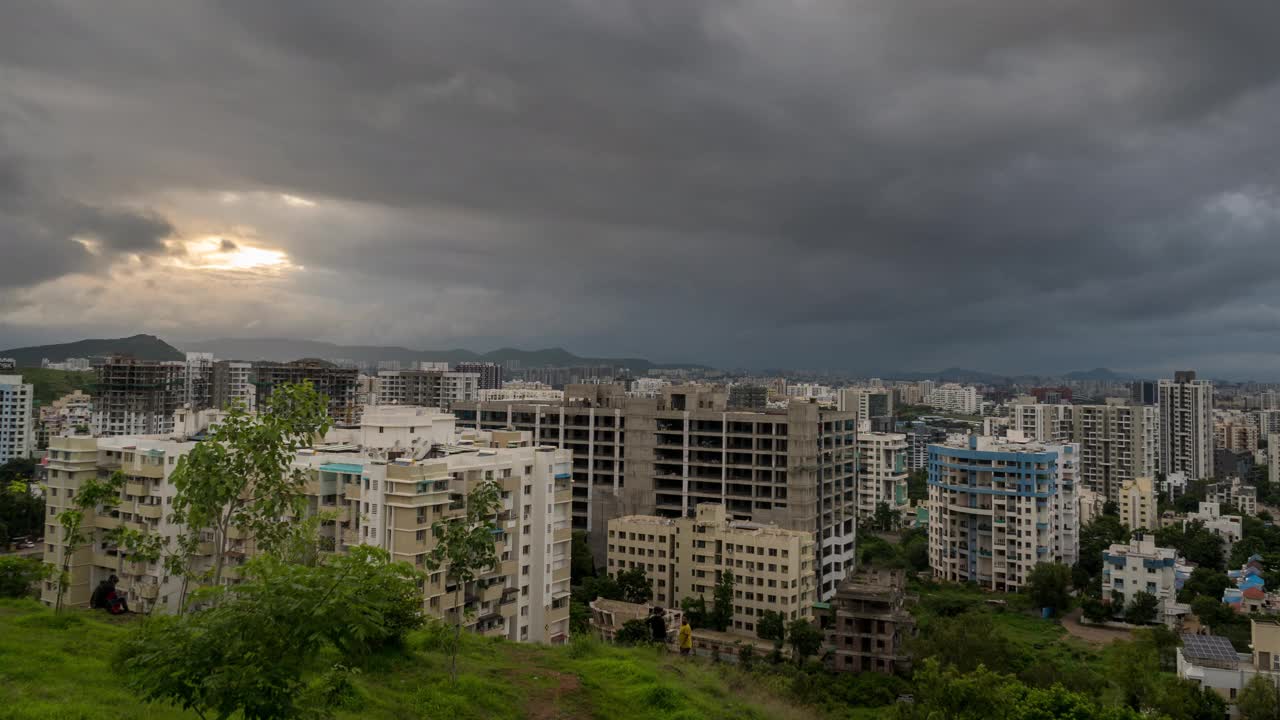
[1,1,1280,376]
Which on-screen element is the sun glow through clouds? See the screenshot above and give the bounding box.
[176,236,293,273]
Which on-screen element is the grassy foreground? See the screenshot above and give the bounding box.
[0,599,818,720]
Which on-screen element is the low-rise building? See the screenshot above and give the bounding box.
[1187,502,1243,554]
[1118,476,1158,531]
[1102,535,1183,625]
[822,568,915,675]
[1177,620,1280,718]
[1207,477,1258,517]
[606,503,817,635]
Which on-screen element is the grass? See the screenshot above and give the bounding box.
[0,599,822,720]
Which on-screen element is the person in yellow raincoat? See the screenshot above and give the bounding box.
[678,620,693,657]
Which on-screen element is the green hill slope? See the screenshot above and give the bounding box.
[11,368,96,406]
[0,600,816,720]
[1,334,183,366]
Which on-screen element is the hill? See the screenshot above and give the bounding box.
[0,334,183,366]
[182,337,705,372]
[0,599,814,720]
[11,368,95,406]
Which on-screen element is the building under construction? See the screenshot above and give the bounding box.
[93,356,184,436]
[251,359,359,424]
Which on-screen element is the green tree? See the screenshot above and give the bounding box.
[615,566,652,604]
[169,382,332,597]
[0,475,44,549]
[907,469,928,502]
[1081,595,1111,623]
[1177,566,1232,603]
[1102,501,1119,517]
[0,556,48,598]
[1026,562,1072,614]
[51,471,125,614]
[1237,675,1280,720]
[569,530,595,583]
[614,618,652,646]
[1107,635,1161,711]
[873,501,897,531]
[680,595,708,628]
[119,546,421,720]
[757,609,786,649]
[1124,591,1159,625]
[786,618,823,666]
[711,570,735,631]
[910,611,1013,674]
[1190,595,1233,631]
[425,478,502,682]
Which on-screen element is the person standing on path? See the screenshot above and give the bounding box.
[678,620,693,657]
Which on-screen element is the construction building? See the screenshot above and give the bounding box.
[927,433,1080,592]
[456,383,858,598]
[607,504,817,632]
[822,568,915,675]
[211,360,256,412]
[93,356,185,436]
[728,384,769,410]
[375,369,480,409]
[252,360,359,424]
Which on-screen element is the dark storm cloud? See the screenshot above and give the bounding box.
[2,1,1280,375]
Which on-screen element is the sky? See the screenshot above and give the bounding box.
[3,2,1280,378]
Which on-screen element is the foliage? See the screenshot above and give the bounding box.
[169,381,332,593]
[52,471,125,613]
[615,566,653,604]
[118,546,421,720]
[872,502,898,532]
[1026,563,1072,614]
[1177,566,1232,604]
[907,469,928,502]
[570,530,595,583]
[425,478,502,682]
[1074,515,1131,593]
[757,609,786,648]
[910,610,1014,674]
[614,619,652,646]
[1081,595,1110,623]
[1237,674,1280,720]
[0,475,43,549]
[711,570,735,632]
[14,368,96,407]
[1154,522,1225,571]
[680,595,708,629]
[1123,591,1159,625]
[785,619,823,666]
[0,556,48,598]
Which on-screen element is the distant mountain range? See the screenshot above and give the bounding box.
[887,366,1137,385]
[1,334,183,367]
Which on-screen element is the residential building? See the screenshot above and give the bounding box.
[376,369,480,409]
[1011,403,1072,442]
[1214,448,1254,481]
[1256,410,1280,437]
[93,356,184,436]
[478,387,564,402]
[211,360,256,412]
[927,433,1080,592]
[1102,535,1181,625]
[1271,433,1280,496]
[822,568,915,675]
[42,357,92,371]
[1207,478,1258,517]
[182,352,214,410]
[856,432,909,519]
[1187,502,1244,552]
[456,384,858,598]
[0,374,34,462]
[1159,371,1214,481]
[606,503,817,631]
[37,390,95,445]
[252,360,360,424]
[1177,620,1280,719]
[905,423,942,471]
[454,362,502,391]
[839,388,894,424]
[1117,476,1158,531]
[1215,410,1259,452]
[1071,403,1159,502]
[927,384,980,414]
[0,358,14,371]
[1130,380,1158,406]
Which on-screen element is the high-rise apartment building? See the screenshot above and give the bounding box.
[1159,371,1213,480]
[93,357,185,436]
[41,408,572,644]
[211,360,256,412]
[1130,380,1158,406]
[927,384,980,414]
[1011,403,1072,442]
[927,434,1079,592]
[1011,402,1158,501]
[1213,410,1259,452]
[376,369,480,409]
[0,375,34,462]
[456,384,859,598]
[454,362,502,391]
[856,432,909,518]
[182,352,214,410]
[607,504,816,631]
[839,388,894,424]
[252,360,360,424]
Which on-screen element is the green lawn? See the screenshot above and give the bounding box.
[0,599,819,720]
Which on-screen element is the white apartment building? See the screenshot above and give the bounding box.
[856,432,909,518]
[38,390,96,445]
[607,504,817,632]
[478,388,565,402]
[927,384,980,415]
[1118,476,1158,531]
[1011,403,1072,442]
[1102,534,1182,625]
[375,369,480,408]
[1187,502,1244,553]
[1257,410,1280,437]
[928,433,1080,592]
[212,360,256,412]
[0,375,34,463]
[1013,402,1159,502]
[1207,477,1258,517]
[838,388,894,424]
[1159,371,1214,481]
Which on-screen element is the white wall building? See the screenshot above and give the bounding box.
[1011,403,1072,442]
[0,375,34,463]
[1102,534,1181,624]
[856,432,909,519]
[927,384,981,415]
[1159,371,1214,481]
[1187,502,1244,552]
[479,387,565,402]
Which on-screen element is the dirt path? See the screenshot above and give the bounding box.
[1060,608,1133,646]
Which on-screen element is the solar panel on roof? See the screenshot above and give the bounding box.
[1180,634,1238,664]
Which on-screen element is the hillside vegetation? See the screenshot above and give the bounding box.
[0,334,182,367]
[0,599,816,720]
[13,368,96,406]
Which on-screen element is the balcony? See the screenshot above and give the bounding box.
[128,463,165,480]
[125,481,150,497]
[344,485,363,501]
[552,527,572,543]
[136,504,163,520]
[342,529,360,546]
[92,514,123,530]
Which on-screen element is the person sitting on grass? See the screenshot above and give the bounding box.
[103,575,130,615]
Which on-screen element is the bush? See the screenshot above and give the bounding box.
[615,619,652,646]
[0,556,47,599]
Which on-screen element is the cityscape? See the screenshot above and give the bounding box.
[3,2,1280,720]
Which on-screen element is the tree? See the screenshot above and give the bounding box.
[1177,567,1232,604]
[873,501,897,532]
[1237,675,1280,720]
[570,530,595,584]
[52,471,125,614]
[1102,501,1119,517]
[1107,634,1162,711]
[1081,595,1110,623]
[169,382,332,598]
[1124,592,1159,625]
[786,618,823,666]
[614,618,652,646]
[711,570,735,631]
[615,567,652,604]
[425,478,502,683]
[757,609,786,649]
[1025,563,1072,614]
[907,469,928,503]
[0,556,48,598]
[119,546,421,720]
[910,611,1013,674]
[0,476,43,549]
[680,596,708,629]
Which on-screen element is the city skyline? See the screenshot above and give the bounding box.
[4,3,1280,376]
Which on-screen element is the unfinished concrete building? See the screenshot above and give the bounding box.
[455,383,859,598]
[251,359,359,424]
[822,568,915,675]
[93,356,185,436]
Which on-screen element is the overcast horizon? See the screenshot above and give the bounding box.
[4,3,1280,378]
